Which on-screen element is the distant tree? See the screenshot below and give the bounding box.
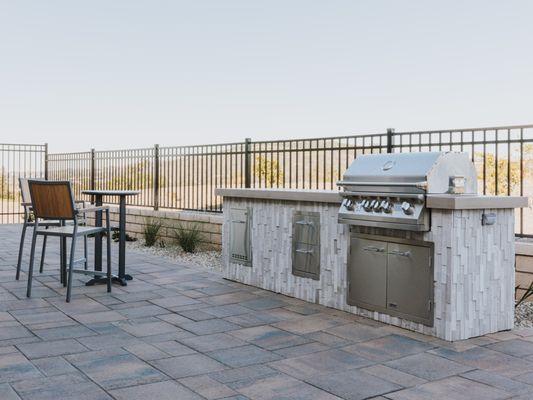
[475,151,523,195]
[254,156,284,187]
[0,168,15,200]
[107,160,156,189]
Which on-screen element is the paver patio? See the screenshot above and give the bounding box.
[1,223,533,400]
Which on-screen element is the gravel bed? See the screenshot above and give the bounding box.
[515,301,533,328]
[127,241,223,273]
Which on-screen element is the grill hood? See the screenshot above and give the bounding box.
[338,152,478,194]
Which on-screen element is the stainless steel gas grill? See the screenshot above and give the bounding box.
[337,152,477,231]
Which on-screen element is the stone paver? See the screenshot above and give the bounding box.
[207,345,281,368]
[269,349,372,380]
[151,353,226,379]
[66,350,167,390]
[306,368,401,400]
[236,374,342,400]
[1,224,532,399]
[342,334,434,362]
[386,376,509,400]
[109,380,203,400]
[385,353,473,381]
[11,373,112,400]
[0,352,43,383]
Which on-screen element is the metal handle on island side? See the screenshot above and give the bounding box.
[363,246,386,253]
[295,248,314,254]
[295,220,314,226]
[388,250,412,257]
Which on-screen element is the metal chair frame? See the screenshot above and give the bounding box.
[26,180,112,302]
[16,178,89,281]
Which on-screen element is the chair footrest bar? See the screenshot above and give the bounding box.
[71,269,110,276]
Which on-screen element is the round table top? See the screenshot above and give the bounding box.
[82,190,141,196]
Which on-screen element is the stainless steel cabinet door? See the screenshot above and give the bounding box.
[386,243,432,324]
[292,211,320,280]
[229,208,251,266]
[348,237,387,309]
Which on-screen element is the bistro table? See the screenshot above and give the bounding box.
[82,190,140,286]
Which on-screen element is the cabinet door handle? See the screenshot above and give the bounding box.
[363,246,385,253]
[388,250,411,257]
[295,248,314,254]
[295,220,314,226]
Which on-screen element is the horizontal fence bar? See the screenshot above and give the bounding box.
[45,124,533,237]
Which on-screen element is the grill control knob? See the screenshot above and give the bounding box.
[381,200,392,213]
[373,200,382,212]
[345,199,354,210]
[401,201,414,215]
[363,200,373,212]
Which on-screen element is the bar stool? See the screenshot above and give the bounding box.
[16,178,89,281]
[26,180,112,302]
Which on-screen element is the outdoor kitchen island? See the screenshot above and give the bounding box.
[217,186,527,341]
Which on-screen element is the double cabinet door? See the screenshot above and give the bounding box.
[348,236,433,326]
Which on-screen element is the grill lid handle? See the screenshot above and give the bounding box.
[337,180,428,189]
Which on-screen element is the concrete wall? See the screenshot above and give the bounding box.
[516,241,533,300]
[87,206,222,249]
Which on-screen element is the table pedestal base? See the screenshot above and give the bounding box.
[85,275,128,287]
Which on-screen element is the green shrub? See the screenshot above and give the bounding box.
[143,218,162,247]
[174,223,202,253]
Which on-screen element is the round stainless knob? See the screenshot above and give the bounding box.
[401,201,414,215]
[373,200,382,212]
[363,200,373,212]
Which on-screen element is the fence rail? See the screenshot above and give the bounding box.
[46,124,533,237]
[0,143,47,224]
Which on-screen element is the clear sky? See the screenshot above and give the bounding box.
[1,1,532,152]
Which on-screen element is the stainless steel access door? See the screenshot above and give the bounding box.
[348,237,387,309]
[386,242,432,325]
[292,211,321,280]
[229,208,252,266]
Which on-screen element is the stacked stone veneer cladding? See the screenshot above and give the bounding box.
[223,197,515,341]
[87,206,222,249]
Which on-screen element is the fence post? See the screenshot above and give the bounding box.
[244,138,252,188]
[44,143,49,180]
[154,144,160,210]
[89,148,96,204]
[90,149,96,191]
[386,128,395,153]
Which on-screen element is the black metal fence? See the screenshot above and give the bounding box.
[46,124,533,237]
[0,143,47,224]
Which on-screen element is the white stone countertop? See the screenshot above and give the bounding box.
[216,188,529,209]
[426,194,529,209]
[215,188,342,203]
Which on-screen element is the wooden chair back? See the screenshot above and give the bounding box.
[28,180,76,220]
[19,178,32,204]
